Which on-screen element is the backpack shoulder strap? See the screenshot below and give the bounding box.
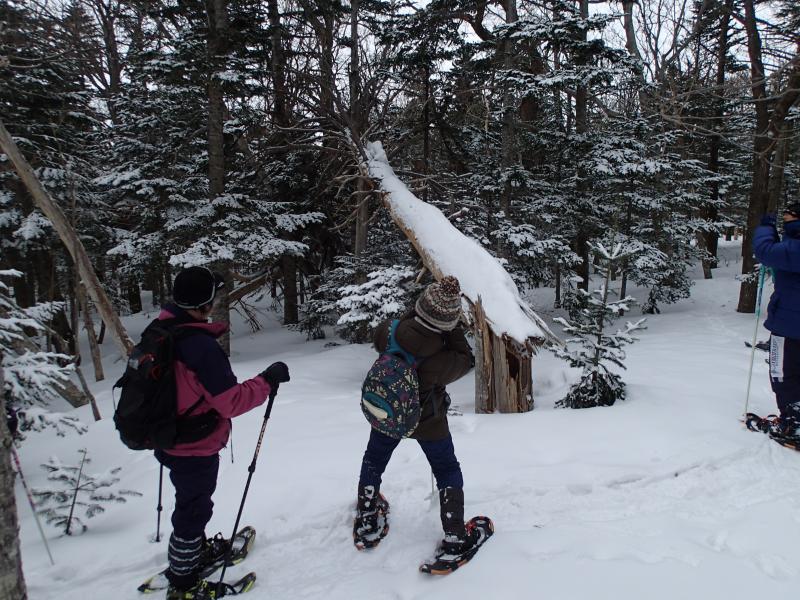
[168,325,218,417]
[385,319,416,366]
[143,317,173,335]
[172,324,215,341]
[144,318,214,340]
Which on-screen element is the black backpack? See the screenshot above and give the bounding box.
[113,318,220,451]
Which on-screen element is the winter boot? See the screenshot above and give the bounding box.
[437,487,478,558]
[200,532,230,567]
[165,579,218,600]
[353,485,390,550]
[780,415,800,438]
[200,533,236,569]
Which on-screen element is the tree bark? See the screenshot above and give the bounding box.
[422,63,431,203]
[737,4,800,312]
[228,273,268,304]
[298,1,336,144]
[73,361,101,422]
[268,0,289,131]
[473,299,494,414]
[281,256,298,325]
[738,0,773,313]
[575,0,590,291]
[499,0,518,217]
[621,1,644,79]
[766,120,793,213]
[349,0,361,130]
[354,177,369,261]
[69,271,80,360]
[474,298,533,413]
[0,119,133,355]
[268,0,300,324]
[206,0,232,353]
[91,0,124,123]
[75,281,104,384]
[701,0,733,277]
[211,269,232,355]
[347,0,373,283]
[206,0,227,201]
[0,363,28,600]
[126,277,142,314]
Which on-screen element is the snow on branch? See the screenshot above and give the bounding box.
[365,142,558,347]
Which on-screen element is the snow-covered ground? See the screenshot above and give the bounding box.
[17,240,800,600]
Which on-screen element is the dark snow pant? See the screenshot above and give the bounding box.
[155,450,219,590]
[358,429,464,490]
[769,335,800,427]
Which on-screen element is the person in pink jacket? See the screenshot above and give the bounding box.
[156,266,289,600]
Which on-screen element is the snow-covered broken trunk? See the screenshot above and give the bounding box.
[365,142,558,413]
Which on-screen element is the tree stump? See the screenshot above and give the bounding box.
[473,298,533,414]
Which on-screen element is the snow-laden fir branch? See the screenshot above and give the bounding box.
[33,450,142,536]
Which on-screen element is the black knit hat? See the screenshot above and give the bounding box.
[415,276,462,331]
[784,203,800,219]
[173,266,225,309]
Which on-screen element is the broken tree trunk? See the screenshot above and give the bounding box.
[0,119,133,356]
[472,298,533,413]
[366,142,558,413]
[73,360,101,422]
[384,206,537,413]
[75,281,104,383]
[377,190,535,412]
[472,300,493,413]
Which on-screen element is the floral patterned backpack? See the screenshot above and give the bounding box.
[361,320,420,439]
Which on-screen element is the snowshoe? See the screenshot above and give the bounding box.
[419,516,494,575]
[353,492,390,551]
[745,413,780,434]
[745,414,800,451]
[768,430,800,452]
[165,572,256,599]
[138,526,256,593]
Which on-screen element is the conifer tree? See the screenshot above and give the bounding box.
[0,269,85,435]
[0,0,108,331]
[33,449,141,536]
[554,241,646,408]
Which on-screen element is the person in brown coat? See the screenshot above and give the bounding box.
[354,276,476,554]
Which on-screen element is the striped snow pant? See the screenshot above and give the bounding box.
[155,450,219,590]
[769,335,800,426]
[358,429,464,490]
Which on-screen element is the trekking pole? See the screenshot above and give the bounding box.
[10,446,55,565]
[744,265,768,417]
[155,464,164,542]
[217,391,277,591]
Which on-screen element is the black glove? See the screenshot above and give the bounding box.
[6,406,18,437]
[259,361,290,392]
[760,213,777,228]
